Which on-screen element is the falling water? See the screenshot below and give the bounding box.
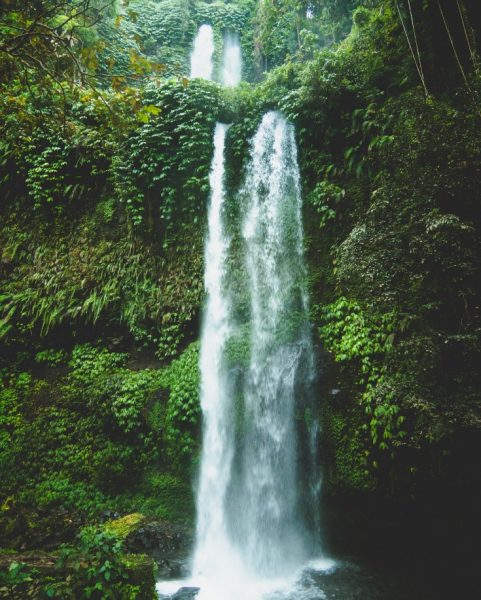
[192,121,237,592]
[160,29,324,600]
[190,24,215,80]
[222,31,242,86]
[236,110,319,575]
[187,112,322,600]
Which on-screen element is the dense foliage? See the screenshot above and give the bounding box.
[1,0,480,596]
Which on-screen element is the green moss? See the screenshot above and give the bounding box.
[0,546,155,599]
[161,342,201,461]
[124,472,195,524]
[105,513,146,540]
[224,323,251,368]
[1,0,480,556]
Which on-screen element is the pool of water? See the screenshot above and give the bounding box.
[156,555,423,600]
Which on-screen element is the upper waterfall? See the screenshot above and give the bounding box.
[222,31,242,87]
[190,24,215,80]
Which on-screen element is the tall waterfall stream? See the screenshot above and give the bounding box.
[191,111,331,600]
[158,24,337,600]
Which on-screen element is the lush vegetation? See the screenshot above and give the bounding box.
[1,0,480,596]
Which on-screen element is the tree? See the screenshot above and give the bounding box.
[0,1,117,91]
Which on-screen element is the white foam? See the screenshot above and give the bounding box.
[156,557,337,599]
[156,579,191,596]
[305,556,337,572]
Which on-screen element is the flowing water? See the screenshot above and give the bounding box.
[192,121,237,595]
[190,24,215,80]
[222,31,242,86]
[158,23,330,600]
[193,111,322,598]
[158,113,329,599]
[232,111,320,576]
[190,24,241,86]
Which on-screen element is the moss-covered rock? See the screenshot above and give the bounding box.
[106,513,147,540]
[104,512,193,579]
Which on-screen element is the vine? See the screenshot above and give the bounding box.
[319,297,405,451]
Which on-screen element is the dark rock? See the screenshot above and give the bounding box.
[156,556,189,579]
[123,517,193,577]
[0,503,83,551]
[125,519,192,555]
[106,513,193,578]
[306,561,405,600]
[99,509,121,523]
[171,587,200,600]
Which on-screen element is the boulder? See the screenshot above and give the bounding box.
[104,512,146,540]
[171,587,200,600]
[105,513,193,578]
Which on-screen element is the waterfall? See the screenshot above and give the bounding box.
[192,122,236,587]
[160,25,323,600]
[189,112,320,600]
[190,25,242,85]
[236,111,319,575]
[190,24,215,80]
[222,31,242,87]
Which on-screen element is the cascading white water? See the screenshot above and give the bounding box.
[192,122,237,589]
[236,110,319,576]
[187,112,322,600]
[190,24,242,86]
[190,24,215,80]
[222,31,242,87]
[191,29,244,596]
[159,30,325,600]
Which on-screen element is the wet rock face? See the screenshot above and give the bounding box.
[170,587,200,600]
[124,519,193,578]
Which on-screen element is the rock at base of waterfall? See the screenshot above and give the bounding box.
[124,518,192,578]
[171,587,200,600]
[107,514,192,578]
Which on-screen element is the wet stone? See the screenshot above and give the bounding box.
[171,587,200,600]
